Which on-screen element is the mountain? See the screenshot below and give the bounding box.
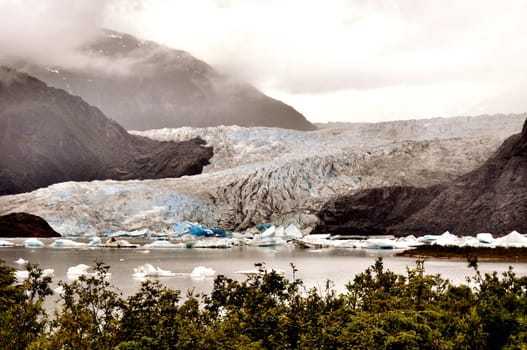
[0,68,213,195]
[25,29,315,131]
[0,212,60,237]
[315,118,527,236]
[0,115,513,236]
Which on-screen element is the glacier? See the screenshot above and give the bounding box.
[0,116,523,237]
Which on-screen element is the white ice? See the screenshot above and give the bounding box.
[190,266,216,278]
[133,263,176,278]
[24,238,44,248]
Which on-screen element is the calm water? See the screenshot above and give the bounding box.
[2,244,527,297]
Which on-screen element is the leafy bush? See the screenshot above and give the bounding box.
[2,257,527,349]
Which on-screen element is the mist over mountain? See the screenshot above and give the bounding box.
[20,29,315,131]
[0,68,212,195]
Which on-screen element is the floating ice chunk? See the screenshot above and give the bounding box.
[460,236,482,247]
[173,221,228,238]
[256,223,273,232]
[333,240,364,248]
[24,238,44,248]
[476,233,494,244]
[88,237,101,247]
[418,234,442,244]
[143,240,186,249]
[66,264,106,280]
[248,236,287,247]
[190,266,216,278]
[292,234,331,248]
[67,264,91,277]
[395,235,422,248]
[50,239,87,248]
[275,226,285,237]
[284,224,303,239]
[432,231,462,246]
[15,258,28,265]
[193,238,235,248]
[133,264,176,278]
[42,268,54,278]
[494,231,527,247]
[15,270,28,282]
[0,240,15,247]
[15,268,53,283]
[364,238,396,249]
[108,229,150,238]
[100,238,138,248]
[261,226,276,238]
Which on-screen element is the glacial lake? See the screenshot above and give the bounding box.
[3,242,527,298]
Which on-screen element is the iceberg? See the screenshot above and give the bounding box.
[24,238,44,248]
[190,266,216,278]
[133,264,176,278]
[256,223,273,232]
[107,229,150,238]
[15,258,28,265]
[284,224,303,239]
[494,231,527,247]
[192,238,236,248]
[432,231,462,246]
[88,237,101,247]
[49,239,87,248]
[66,264,91,278]
[476,233,494,244]
[15,268,54,283]
[142,240,186,249]
[173,221,228,238]
[0,240,15,247]
[248,236,287,247]
[99,237,138,248]
[66,264,108,280]
[364,238,396,250]
[292,234,332,249]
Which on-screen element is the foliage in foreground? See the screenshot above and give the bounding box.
[2,258,527,349]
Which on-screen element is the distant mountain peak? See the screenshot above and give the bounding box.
[23,29,315,131]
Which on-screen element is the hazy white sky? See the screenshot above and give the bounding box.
[2,0,527,123]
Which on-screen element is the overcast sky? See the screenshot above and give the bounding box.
[2,0,527,123]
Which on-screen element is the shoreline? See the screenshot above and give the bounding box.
[397,245,527,262]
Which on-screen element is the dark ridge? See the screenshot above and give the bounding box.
[314,185,445,235]
[0,68,213,195]
[0,212,61,237]
[316,117,527,237]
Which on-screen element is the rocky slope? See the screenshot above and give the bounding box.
[25,29,314,131]
[0,118,512,235]
[0,212,61,237]
[0,68,212,195]
[315,118,527,237]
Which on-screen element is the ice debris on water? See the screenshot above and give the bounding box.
[66,264,111,280]
[15,268,54,283]
[143,240,186,249]
[190,266,216,278]
[173,221,228,238]
[15,258,28,265]
[0,240,15,247]
[24,238,44,248]
[133,264,176,278]
[49,239,87,248]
